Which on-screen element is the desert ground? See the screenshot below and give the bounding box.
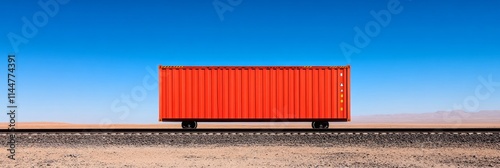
[1,110,499,167]
[2,146,500,167]
[2,129,500,167]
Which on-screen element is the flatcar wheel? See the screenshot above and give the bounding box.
[312,121,329,129]
[181,121,189,129]
[312,122,319,129]
[320,121,329,129]
[181,121,197,129]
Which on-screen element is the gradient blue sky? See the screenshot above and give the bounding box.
[1,0,499,124]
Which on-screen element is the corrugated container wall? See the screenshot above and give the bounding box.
[159,66,350,122]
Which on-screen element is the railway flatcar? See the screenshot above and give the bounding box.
[158,65,351,129]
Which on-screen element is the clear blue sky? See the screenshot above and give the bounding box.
[1,0,499,124]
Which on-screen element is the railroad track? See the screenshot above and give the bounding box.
[1,128,499,135]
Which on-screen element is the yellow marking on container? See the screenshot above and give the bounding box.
[341,94,343,98]
[341,99,344,103]
[340,107,343,111]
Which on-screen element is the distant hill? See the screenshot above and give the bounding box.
[353,110,500,123]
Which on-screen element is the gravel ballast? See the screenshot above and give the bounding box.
[9,133,500,148]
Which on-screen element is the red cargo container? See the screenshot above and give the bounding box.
[158,65,351,129]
